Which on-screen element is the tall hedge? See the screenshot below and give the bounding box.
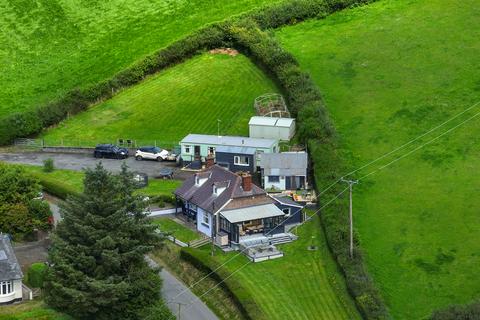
[2,0,389,318]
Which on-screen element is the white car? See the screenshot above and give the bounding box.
[135,146,169,161]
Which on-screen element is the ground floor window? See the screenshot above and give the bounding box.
[268,175,280,183]
[0,281,13,295]
[202,212,209,225]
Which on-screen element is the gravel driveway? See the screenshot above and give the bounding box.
[0,151,192,180]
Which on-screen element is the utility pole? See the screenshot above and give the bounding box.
[217,119,221,137]
[341,178,358,258]
[172,302,187,320]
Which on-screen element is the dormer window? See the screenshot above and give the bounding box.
[195,176,199,185]
[213,186,218,194]
[195,174,208,186]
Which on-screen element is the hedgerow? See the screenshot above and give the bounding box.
[1,0,389,318]
[180,248,266,320]
[431,300,480,320]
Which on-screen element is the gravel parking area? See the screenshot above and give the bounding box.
[0,151,193,180]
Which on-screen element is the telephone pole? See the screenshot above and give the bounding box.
[341,178,358,258]
[172,302,187,320]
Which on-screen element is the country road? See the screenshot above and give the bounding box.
[0,151,191,179]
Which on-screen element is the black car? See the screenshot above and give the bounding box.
[94,144,128,159]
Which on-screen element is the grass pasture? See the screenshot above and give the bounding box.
[0,300,70,320]
[0,0,280,117]
[195,215,360,320]
[277,0,480,318]
[41,54,278,147]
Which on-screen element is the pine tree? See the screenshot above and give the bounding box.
[45,163,164,319]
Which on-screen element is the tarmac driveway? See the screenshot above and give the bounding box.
[0,151,192,180]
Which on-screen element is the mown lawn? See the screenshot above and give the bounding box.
[196,215,360,320]
[151,218,201,243]
[21,164,180,197]
[277,0,480,318]
[40,54,278,147]
[0,300,70,320]
[0,0,280,117]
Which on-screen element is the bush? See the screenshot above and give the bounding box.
[32,173,79,200]
[26,262,48,288]
[43,158,55,173]
[180,248,266,320]
[431,301,480,320]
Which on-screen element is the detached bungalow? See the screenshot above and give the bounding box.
[260,152,308,191]
[174,165,303,249]
[179,134,278,165]
[0,234,23,305]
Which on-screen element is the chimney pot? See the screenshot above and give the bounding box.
[206,154,215,168]
[240,172,252,192]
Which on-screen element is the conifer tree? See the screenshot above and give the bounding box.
[45,163,164,319]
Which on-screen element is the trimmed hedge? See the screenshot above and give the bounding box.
[31,173,80,200]
[180,248,266,320]
[26,262,48,288]
[431,301,480,320]
[2,0,390,318]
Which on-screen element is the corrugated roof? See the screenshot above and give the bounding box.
[215,146,256,155]
[275,118,295,127]
[0,234,23,281]
[221,204,284,223]
[248,116,295,128]
[181,134,277,149]
[248,116,278,126]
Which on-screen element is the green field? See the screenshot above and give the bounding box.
[0,0,280,117]
[0,300,70,320]
[19,164,180,197]
[40,54,278,146]
[197,215,360,320]
[151,218,201,243]
[277,0,480,318]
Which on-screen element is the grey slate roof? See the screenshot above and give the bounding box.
[260,152,308,176]
[215,146,256,155]
[181,134,277,149]
[0,234,23,281]
[174,165,265,213]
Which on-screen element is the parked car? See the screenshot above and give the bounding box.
[164,146,180,161]
[135,146,169,161]
[94,144,128,159]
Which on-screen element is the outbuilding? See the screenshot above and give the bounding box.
[260,152,308,191]
[0,234,23,305]
[249,116,295,141]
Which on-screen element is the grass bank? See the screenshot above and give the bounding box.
[277,0,480,317]
[40,54,278,147]
[0,299,70,320]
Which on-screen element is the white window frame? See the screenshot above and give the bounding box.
[234,156,249,166]
[0,281,13,296]
[184,145,191,154]
[203,212,210,225]
[208,146,216,155]
[282,208,291,217]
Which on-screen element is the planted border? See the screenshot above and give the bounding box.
[1,0,389,318]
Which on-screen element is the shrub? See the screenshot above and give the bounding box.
[26,262,48,288]
[43,158,55,173]
[32,173,79,200]
[431,300,480,320]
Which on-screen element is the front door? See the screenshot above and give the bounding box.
[194,145,201,160]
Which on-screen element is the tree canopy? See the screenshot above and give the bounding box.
[45,163,166,319]
[0,163,51,238]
